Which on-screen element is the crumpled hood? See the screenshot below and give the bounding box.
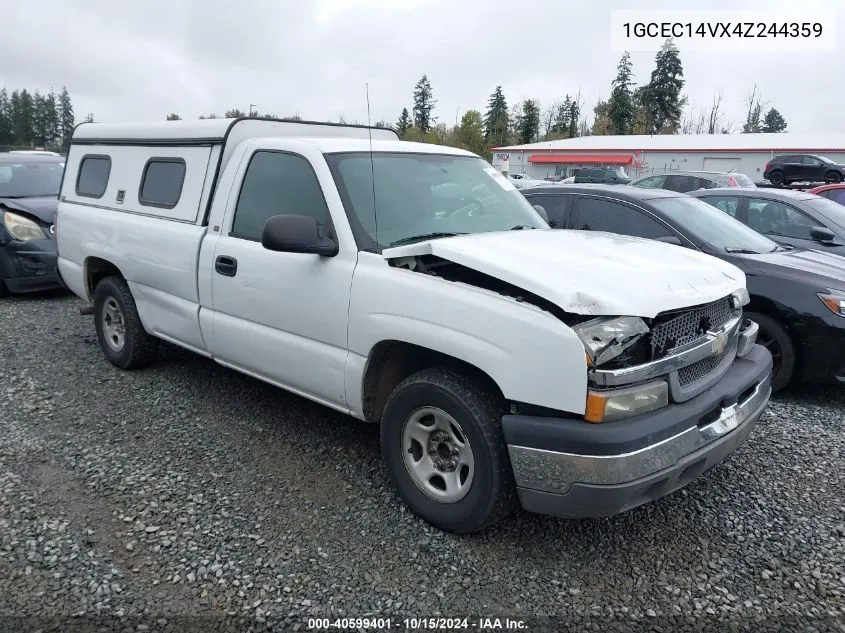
[0,196,58,224]
[383,229,745,319]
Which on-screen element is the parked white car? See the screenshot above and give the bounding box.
[56,118,772,533]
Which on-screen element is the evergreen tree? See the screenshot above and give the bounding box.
[483,86,509,146]
[761,108,787,133]
[59,87,75,147]
[412,75,436,134]
[567,97,580,138]
[608,51,636,135]
[32,91,47,145]
[396,107,411,138]
[642,39,685,134]
[45,90,59,146]
[513,100,537,145]
[166,113,182,120]
[224,108,246,118]
[0,89,11,144]
[552,95,572,136]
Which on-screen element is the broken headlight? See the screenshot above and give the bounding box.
[572,316,650,368]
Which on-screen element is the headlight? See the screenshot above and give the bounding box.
[818,291,845,317]
[585,381,669,423]
[3,211,45,241]
[572,316,650,367]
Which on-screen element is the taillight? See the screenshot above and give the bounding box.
[764,162,771,172]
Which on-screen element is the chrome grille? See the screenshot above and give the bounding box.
[677,343,732,387]
[651,297,733,358]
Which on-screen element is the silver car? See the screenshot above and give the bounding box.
[632,170,756,193]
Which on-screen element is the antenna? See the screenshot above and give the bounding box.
[366,83,379,248]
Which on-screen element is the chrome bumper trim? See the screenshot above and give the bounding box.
[590,315,743,388]
[736,319,759,358]
[507,372,771,495]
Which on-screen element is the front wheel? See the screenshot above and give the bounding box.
[380,368,517,534]
[747,311,795,391]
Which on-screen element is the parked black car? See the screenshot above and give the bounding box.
[763,154,845,186]
[573,167,631,185]
[0,153,65,296]
[523,184,845,390]
[689,187,845,258]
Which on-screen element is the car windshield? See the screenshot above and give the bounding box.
[650,195,779,253]
[806,196,845,232]
[326,152,548,251]
[0,161,64,197]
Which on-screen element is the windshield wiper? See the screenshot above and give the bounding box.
[388,232,467,247]
[0,194,56,199]
[724,247,762,254]
[771,243,794,252]
[509,225,536,230]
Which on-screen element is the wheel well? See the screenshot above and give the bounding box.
[746,296,802,366]
[361,341,504,423]
[85,257,123,300]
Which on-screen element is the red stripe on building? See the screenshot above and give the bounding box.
[527,154,634,165]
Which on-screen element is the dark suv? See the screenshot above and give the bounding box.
[763,154,845,186]
[573,167,631,185]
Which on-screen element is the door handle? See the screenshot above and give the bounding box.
[215,255,238,277]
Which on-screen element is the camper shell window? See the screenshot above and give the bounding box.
[139,158,187,209]
[76,155,111,199]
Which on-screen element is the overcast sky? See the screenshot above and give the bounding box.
[4,0,841,133]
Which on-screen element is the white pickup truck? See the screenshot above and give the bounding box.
[56,118,772,533]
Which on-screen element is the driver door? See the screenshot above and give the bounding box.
[206,147,356,409]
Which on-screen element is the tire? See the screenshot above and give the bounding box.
[768,171,785,186]
[825,171,842,184]
[93,275,158,369]
[380,367,517,534]
[746,311,796,391]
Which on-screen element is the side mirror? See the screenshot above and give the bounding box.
[810,226,836,244]
[532,204,549,223]
[655,235,683,246]
[261,214,338,256]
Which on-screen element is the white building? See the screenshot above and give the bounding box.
[491,133,845,182]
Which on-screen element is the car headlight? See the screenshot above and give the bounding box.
[818,291,845,317]
[2,211,45,241]
[572,316,650,367]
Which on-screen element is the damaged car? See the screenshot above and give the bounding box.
[56,118,772,533]
[0,152,65,296]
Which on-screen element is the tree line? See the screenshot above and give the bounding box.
[163,38,788,158]
[0,87,76,149]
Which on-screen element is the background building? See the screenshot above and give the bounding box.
[491,133,845,182]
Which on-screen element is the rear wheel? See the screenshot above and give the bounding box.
[380,368,517,534]
[93,275,158,369]
[747,311,795,391]
[825,171,842,184]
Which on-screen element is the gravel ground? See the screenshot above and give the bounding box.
[1,291,843,633]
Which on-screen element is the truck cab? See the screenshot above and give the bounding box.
[56,118,772,533]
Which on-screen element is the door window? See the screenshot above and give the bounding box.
[575,197,674,239]
[699,195,740,218]
[524,194,574,228]
[231,151,329,241]
[747,198,817,239]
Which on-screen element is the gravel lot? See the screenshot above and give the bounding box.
[1,291,844,632]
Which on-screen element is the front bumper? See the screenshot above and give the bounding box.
[503,344,773,519]
[796,313,845,384]
[0,237,61,293]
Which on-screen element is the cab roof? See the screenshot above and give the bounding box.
[523,183,688,201]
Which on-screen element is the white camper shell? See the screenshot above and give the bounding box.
[56,117,772,534]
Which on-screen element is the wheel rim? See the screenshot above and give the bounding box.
[401,406,475,503]
[101,297,126,352]
[756,327,782,381]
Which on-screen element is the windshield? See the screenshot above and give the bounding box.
[325,152,547,250]
[650,196,778,253]
[0,161,64,197]
[806,196,845,232]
